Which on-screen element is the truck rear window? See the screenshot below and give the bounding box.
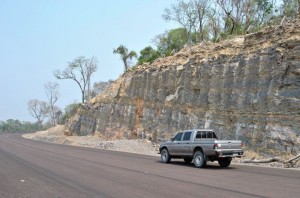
[196,131,217,139]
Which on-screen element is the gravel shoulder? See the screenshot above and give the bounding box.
[23,125,299,169]
[22,125,159,156]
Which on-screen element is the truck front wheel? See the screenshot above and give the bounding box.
[161,148,171,163]
[218,157,232,167]
[193,151,206,168]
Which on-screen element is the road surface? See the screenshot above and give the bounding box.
[0,134,299,198]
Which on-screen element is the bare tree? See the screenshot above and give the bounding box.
[162,0,198,44]
[27,99,49,125]
[217,0,238,35]
[207,3,222,40]
[91,80,113,98]
[44,82,60,126]
[55,109,62,125]
[192,0,210,41]
[54,56,98,103]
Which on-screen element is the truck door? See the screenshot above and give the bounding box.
[168,132,183,155]
[181,131,193,156]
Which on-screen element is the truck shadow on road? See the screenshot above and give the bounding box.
[156,160,237,170]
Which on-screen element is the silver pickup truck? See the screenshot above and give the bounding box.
[159,129,243,168]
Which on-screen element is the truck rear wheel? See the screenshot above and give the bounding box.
[161,148,171,163]
[193,151,206,168]
[218,157,232,167]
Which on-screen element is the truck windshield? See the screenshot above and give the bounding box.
[173,133,183,141]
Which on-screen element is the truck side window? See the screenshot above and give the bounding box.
[183,132,192,141]
[196,131,201,139]
[207,131,213,139]
[174,133,183,141]
[201,131,206,139]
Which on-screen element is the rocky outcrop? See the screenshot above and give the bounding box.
[65,21,300,154]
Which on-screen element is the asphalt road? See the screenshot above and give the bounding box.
[0,134,299,198]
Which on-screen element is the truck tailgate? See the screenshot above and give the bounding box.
[215,140,242,150]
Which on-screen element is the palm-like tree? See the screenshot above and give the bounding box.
[113,45,137,71]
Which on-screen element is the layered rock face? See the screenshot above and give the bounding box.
[66,21,300,153]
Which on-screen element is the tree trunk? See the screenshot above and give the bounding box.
[199,18,203,41]
[298,0,300,19]
[284,154,300,164]
[82,90,85,103]
[241,157,281,163]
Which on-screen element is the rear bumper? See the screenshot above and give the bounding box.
[215,150,243,158]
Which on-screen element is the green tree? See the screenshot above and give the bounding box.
[54,56,98,103]
[113,45,137,72]
[0,119,43,133]
[163,0,198,44]
[60,103,81,124]
[280,0,298,19]
[137,46,160,65]
[154,28,197,56]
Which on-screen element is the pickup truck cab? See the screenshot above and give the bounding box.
[159,129,243,168]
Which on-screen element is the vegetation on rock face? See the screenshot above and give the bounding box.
[113,45,137,72]
[137,46,160,65]
[134,0,300,64]
[161,0,297,40]
[153,28,198,56]
[91,80,114,98]
[60,103,81,124]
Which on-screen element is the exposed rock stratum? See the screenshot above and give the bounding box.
[65,21,300,154]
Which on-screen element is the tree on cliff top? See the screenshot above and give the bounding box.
[137,46,160,65]
[54,56,98,103]
[163,0,210,43]
[113,45,137,72]
[153,28,197,56]
[280,0,299,19]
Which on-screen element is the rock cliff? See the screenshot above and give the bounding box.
[65,21,300,154]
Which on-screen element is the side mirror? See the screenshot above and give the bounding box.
[170,137,174,141]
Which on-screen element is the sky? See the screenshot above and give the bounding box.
[0,0,178,122]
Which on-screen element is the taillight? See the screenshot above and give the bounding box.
[213,143,218,149]
[241,142,244,148]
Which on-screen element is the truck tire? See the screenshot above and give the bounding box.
[193,151,206,168]
[161,148,171,163]
[218,157,232,167]
[183,158,193,163]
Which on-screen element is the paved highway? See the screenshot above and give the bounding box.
[0,134,299,198]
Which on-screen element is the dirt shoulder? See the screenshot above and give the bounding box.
[23,125,159,156]
[23,125,299,169]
